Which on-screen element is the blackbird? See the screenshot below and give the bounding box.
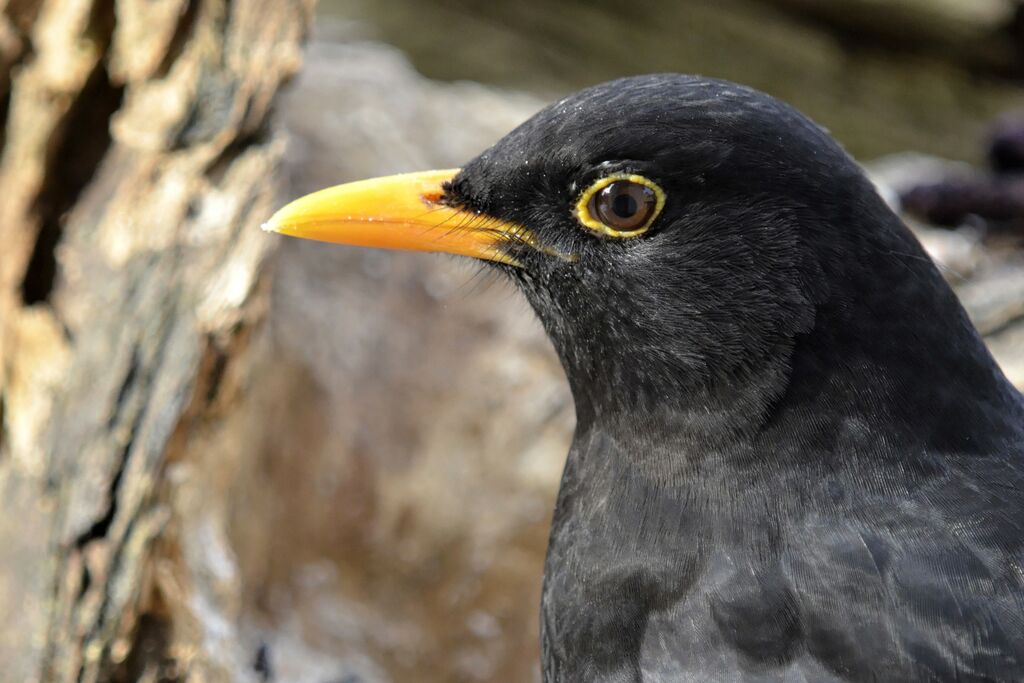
[266,75,1024,682]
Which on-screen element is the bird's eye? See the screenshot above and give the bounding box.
[576,174,665,238]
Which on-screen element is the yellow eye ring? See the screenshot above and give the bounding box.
[574,173,666,238]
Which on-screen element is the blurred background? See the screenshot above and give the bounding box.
[0,1,1022,682]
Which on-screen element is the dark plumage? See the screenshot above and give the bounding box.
[268,74,1024,682]
[445,76,1024,682]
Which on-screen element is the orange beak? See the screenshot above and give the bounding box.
[263,169,525,266]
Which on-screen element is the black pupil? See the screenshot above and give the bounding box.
[612,192,638,218]
[590,180,656,231]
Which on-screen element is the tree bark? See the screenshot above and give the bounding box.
[0,1,313,680]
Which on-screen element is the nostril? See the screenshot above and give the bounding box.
[420,189,446,206]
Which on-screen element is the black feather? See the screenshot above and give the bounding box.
[445,75,1024,682]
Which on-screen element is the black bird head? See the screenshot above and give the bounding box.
[266,75,1012,448]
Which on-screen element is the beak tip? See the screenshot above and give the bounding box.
[262,212,290,234]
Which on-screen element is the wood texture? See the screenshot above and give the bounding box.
[0,1,313,680]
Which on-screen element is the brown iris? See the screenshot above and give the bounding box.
[589,180,657,231]
[575,173,665,238]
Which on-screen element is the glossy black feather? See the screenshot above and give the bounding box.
[446,75,1024,682]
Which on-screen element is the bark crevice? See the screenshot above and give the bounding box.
[21,59,123,305]
[0,1,314,680]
